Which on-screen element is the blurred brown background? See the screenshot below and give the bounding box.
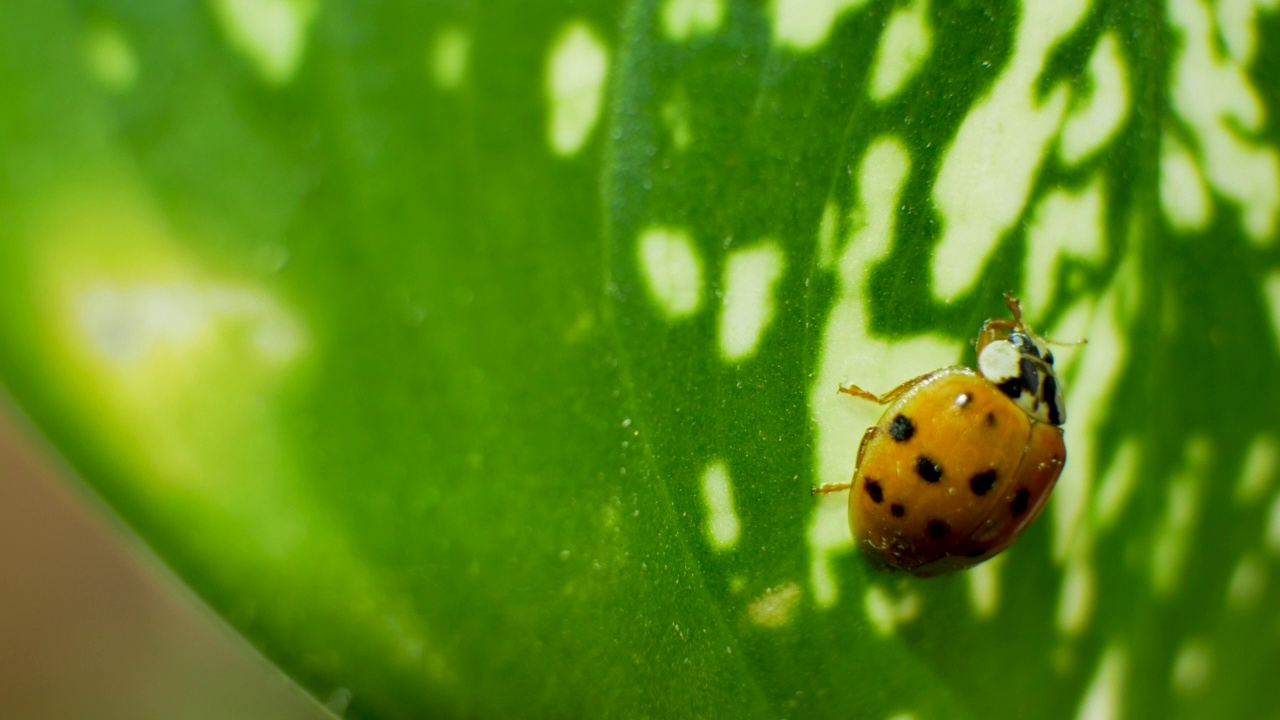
[0,404,331,720]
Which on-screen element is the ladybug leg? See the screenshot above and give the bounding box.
[811,480,853,495]
[855,425,877,468]
[838,372,934,406]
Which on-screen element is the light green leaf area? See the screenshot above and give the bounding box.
[2,0,1279,718]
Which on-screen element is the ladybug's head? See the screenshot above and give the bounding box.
[977,329,1066,426]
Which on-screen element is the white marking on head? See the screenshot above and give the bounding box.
[977,339,1021,383]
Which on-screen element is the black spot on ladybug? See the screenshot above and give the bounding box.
[970,470,997,495]
[864,479,884,504]
[916,456,943,483]
[1044,374,1062,425]
[985,411,998,427]
[1011,488,1031,516]
[1045,350,1055,366]
[1020,357,1042,394]
[997,377,1022,399]
[927,519,949,538]
[890,503,906,518]
[966,547,987,558]
[889,414,915,442]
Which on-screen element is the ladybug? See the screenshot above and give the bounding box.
[814,294,1073,577]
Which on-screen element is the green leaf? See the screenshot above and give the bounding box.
[3,0,1280,718]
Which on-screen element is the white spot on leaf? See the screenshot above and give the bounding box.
[864,585,920,635]
[869,0,932,102]
[1160,131,1213,232]
[1057,551,1095,636]
[1236,434,1279,504]
[1227,554,1267,610]
[808,137,954,607]
[930,1,1090,301]
[212,0,317,85]
[701,461,740,550]
[748,583,801,628]
[1151,438,1211,597]
[966,555,1002,619]
[771,0,870,50]
[1023,176,1106,315]
[546,21,609,156]
[1092,441,1139,529]
[662,0,725,39]
[719,242,786,362]
[83,23,138,91]
[1059,33,1130,165]
[637,227,703,319]
[1075,645,1126,720]
[1168,0,1280,244]
[430,26,471,90]
[1170,639,1212,696]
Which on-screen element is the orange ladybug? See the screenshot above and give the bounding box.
[815,294,1073,577]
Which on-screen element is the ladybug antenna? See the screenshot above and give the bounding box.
[1004,292,1087,347]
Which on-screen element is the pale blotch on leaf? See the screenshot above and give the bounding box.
[747,582,801,628]
[1059,33,1130,165]
[1226,554,1267,610]
[661,89,693,151]
[808,137,954,608]
[83,23,138,91]
[430,26,471,90]
[719,242,786,362]
[1235,433,1279,504]
[869,0,932,102]
[816,201,838,269]
[1168,0,1280,244]
[1150,437,1211,597]
[1266,489,1280,555]
[1216,0,1258,64]
[211,0,317,85]
[965,553,1003,619]
[930,0,1090,301]
[770,0,869,50]
[662,0,725,40]
[864,586,920,635]
[1074,645,1126,720]
[1056,550,1095,636]
[545,20,610,157]
[701,461,741,550]
[1159,131,1213,232]
[1091,440,1140,529]
[1023,175,1106,314]
[885,714,919,720]
[637,227,703,319]
[1050,266,1135,562]
[1170,639,1213,696]
[1264,271,1280,356]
